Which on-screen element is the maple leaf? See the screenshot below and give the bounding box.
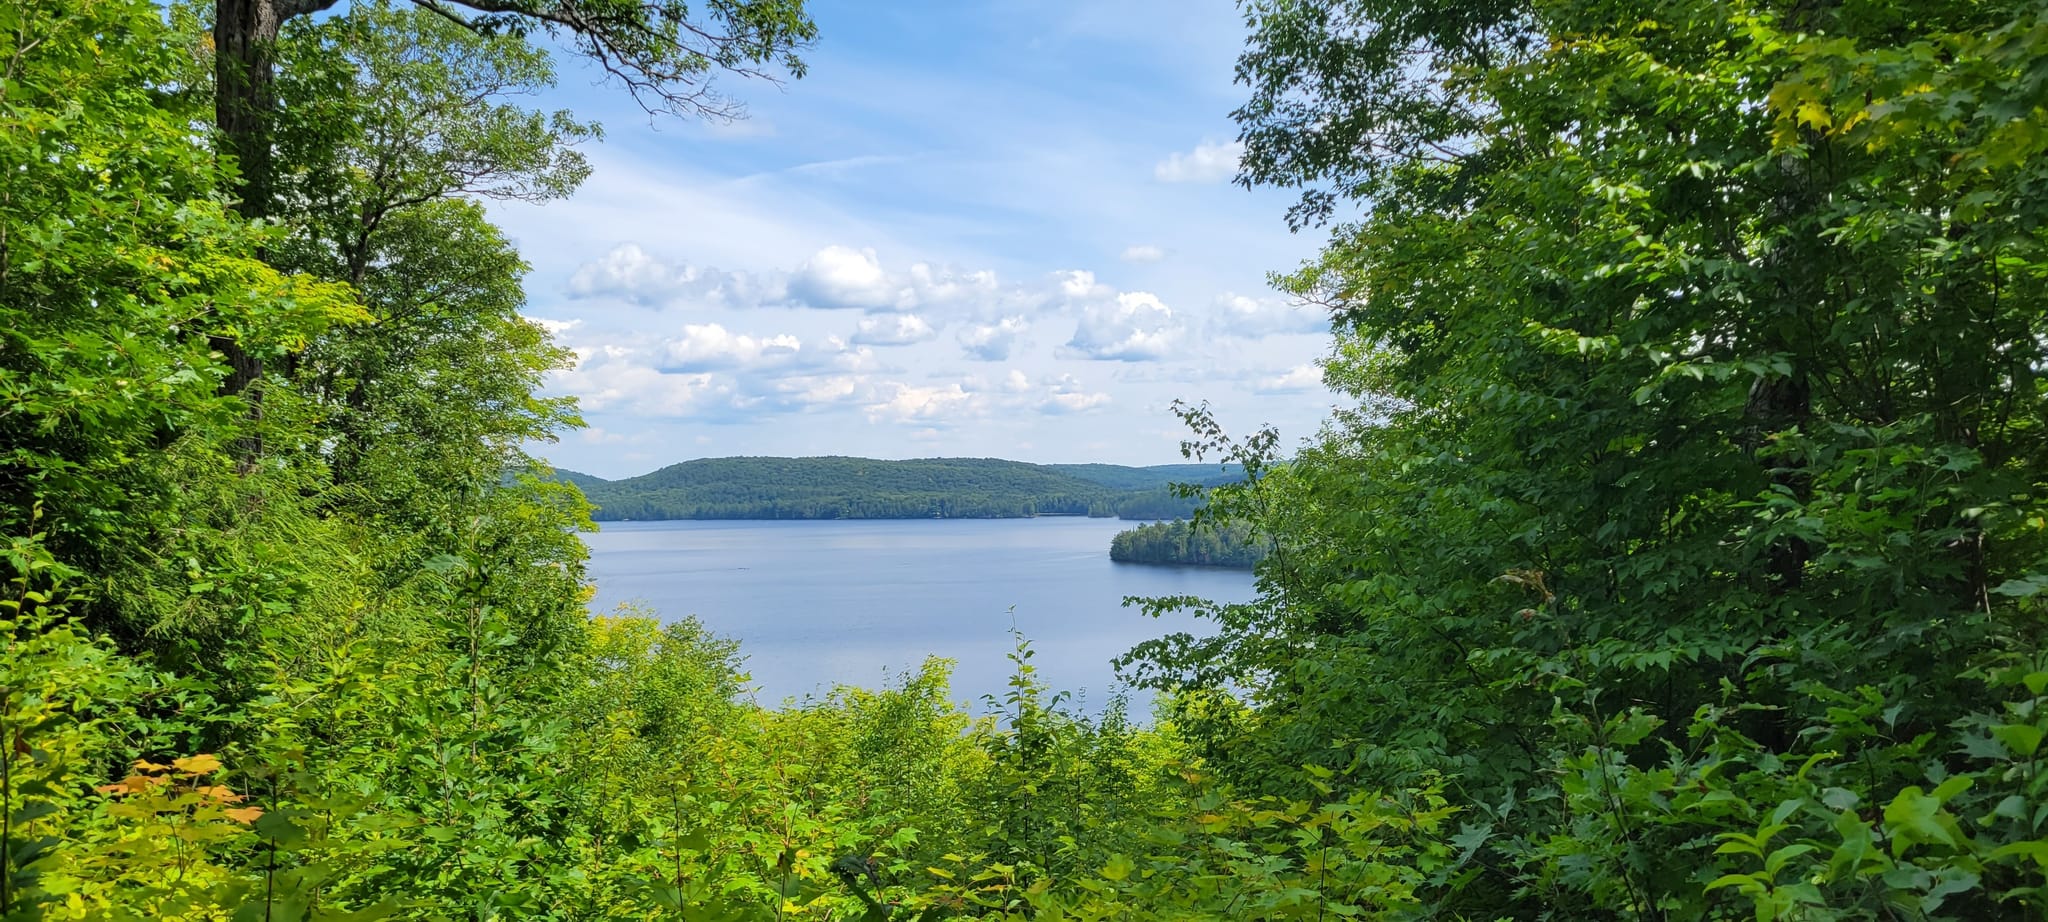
[173,753,224,775]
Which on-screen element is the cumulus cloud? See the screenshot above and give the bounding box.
[541,239,1329,442]
[1063,291,1180,362]
[567,244,772,307]
[552,345,731,418]
[1036,373,1111,414]
[573,243,1032,317]
[539,319,897,425]
[1253,363,1325,394]
[783,246,1012,314]
[572,244,1135,334]
[787,245,896,310]
[958,316,1029,361]
[1211,292,1330,338]
[1057,269,1108,300]
[1154,140,1245,184]
[526,316,581,335]
[1120,244,1165,263]
[902,262,1003,311]
[866,382,978,423]
[851,314,939,346]
[656,324,803,372]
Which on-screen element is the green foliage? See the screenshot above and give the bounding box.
[0,0,360,596]
[564,456,1238,521]
[1119,0,2048,916]
[1110,520,1267,569]
[9,0,2047,916]
[1044,463,1243,493]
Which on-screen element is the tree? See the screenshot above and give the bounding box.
[263,2,591,512]
[0,0,358,591]
[1131,0,2048,915]
[208,0,816,400]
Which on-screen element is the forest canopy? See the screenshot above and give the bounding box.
[2,0,2047,918]
[558,457,1237,521]
[1109,520,1267,569]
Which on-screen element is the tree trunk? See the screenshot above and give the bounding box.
[212,0,284,461]
[214,0,280,225]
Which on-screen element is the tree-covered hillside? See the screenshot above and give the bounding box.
[1044,463,1242,492]
[560,457,1235,520]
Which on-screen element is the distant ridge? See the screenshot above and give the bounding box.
[550,456,1240,522]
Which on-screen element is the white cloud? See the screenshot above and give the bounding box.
[1120,244,1165,263]
[958,316,1029,361]
[573,243,1031,317]
[526,316,582,335]
[1253,363,1325,394]
[902,262,1003,310]
[657,323,804,372]
[566,244,772,308]
[1211,292,1330,338]
[540,320,898,424]
[1057,269,1106,299]
[866,382,979,423]
[783,246,1013,314]
[1043,391,1112,413]
[553,346,731,418]
[786,375,862,405]
[1063,291,1180,361]
[788,245,896,310]
[1154,140,1245,184]
[1036,373,1111,414]
[852,314,939,346]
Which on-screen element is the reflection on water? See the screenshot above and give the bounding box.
[581,518,1253,712]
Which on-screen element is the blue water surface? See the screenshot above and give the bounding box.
[581,518,1252,713]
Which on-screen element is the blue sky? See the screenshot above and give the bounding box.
[492,0,1338,479]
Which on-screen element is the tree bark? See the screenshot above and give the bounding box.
[211,0,283,409]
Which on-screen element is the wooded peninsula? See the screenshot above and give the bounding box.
[1108,520,1267,569]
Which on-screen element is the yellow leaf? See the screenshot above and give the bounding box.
[173,753,223,775]
[1796,100,1833,130]
[97,774,161,796]
[224,806,265,824]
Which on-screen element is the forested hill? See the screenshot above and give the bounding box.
[555,456,1239,521]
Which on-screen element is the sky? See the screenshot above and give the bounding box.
[492,0,1340,479]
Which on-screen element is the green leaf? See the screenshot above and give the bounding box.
[1991,723,2044,758]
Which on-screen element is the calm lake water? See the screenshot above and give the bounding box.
[581,518,1253,712]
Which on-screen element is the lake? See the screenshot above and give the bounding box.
[581,518,1253,713]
